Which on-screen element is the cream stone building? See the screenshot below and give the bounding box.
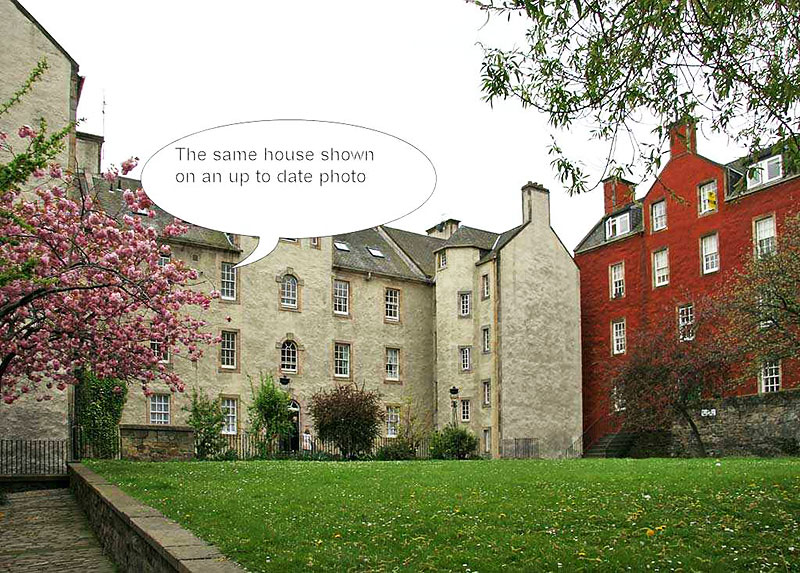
[0,0,582,459]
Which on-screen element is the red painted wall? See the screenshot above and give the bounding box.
[576,146,800,448]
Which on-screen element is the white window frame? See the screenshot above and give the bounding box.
[605,213,631,239]
[386,348,399,380]
[334,342,350,378]
[747,155,783,189]
[150,340,169,364]
[149,394,170,425]
[483,428,491,453]
[460,347,471,371]
[698,181,718,214]
[220,262,236,301]
[678,303,695,342]
[333,280,349,315]
[221,397,237,435]
[158,253,171,267]
[385,288,399,321]
[281,275,298,308]
[386,406,400,438]
[333,241,350,251]
[612,319,626,355]
[221,330,237,369]
[755,216,776,258]
[461,399,471,422]
[459,292,471,316]
[610,262,625,299]
[438,251,447,269]
[651,200,667,231]
[281,340,298,373]
[482,327,490,353]
[653,248,670,287]
[701,233,720,274]
[483,380,491,406]
[760,360,781,393]
[482,274,490,298]
[310,237,320,248]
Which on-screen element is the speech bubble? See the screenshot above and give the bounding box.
[140,120,437,267]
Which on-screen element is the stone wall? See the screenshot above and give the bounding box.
[672,391,800,457]
[119,425,194,461]
[69,463,242,572]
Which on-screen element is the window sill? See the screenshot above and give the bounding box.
[384,379,403,386]
[279,306,301,313]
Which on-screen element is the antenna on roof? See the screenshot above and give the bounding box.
[101,90,106,164]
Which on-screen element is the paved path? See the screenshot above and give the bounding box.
[0,488,115,572]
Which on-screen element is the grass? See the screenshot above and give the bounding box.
[86,458,800,572]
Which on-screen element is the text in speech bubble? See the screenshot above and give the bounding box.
[140,120,437,266]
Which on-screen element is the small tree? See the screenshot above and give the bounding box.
[310,383,384,459]
[612,299,737,457]
[429,425,479,460]
[185,389,226,460]
[720,212,800,368]
[248,373,293,446]
[74,369,127,459]
[397,393,433,448]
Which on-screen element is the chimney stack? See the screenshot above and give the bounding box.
[521,181,550,226]
[669,117,697,158]
[602,176,636,215]
[426,218,461,240]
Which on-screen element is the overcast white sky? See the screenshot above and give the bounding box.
[20,0,747,252]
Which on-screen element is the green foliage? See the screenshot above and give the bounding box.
[74,370,126,459]
[720,212,800,367]
[472,0,800,194]
[310,383,384,459]
[185,389,226,461]
[248,373,294,441]
[429,425,479,460]
[86,458,800,571]
[374,439,416,461]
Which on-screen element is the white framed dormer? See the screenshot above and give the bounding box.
[605,212,631,240]
[747,155,783,190]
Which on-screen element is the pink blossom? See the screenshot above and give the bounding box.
[49,164,63,179]
[121,157,139,175]
[18,125,36,138]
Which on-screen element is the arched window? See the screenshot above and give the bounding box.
[281,340,298,373]
[281,275,298,308]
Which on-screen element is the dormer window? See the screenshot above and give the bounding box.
[605,213,630,239]
[333,241,350,251]
[747,155,783,189]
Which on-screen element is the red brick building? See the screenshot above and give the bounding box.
[574,120,799,451]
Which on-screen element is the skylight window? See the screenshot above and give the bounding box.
[334,241,350,251]
[367,247,385,258]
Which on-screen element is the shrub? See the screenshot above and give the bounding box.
[74,370,127,458]
[375,439,416,461]
[430,425,479,460]
[249,373,293,440]
[310,383,384,459]
[185,389,226,460]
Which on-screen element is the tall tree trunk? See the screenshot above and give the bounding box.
[679,407,707,457]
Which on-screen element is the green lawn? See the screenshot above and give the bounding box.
[86,458,800,572]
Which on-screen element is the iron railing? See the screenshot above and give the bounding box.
[0,439,69,476]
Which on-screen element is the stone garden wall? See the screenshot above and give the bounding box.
[69,463,242,572]
[672,391,800,457]
[119,424,194,461]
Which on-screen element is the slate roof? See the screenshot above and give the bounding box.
[86,175,239,252]
[332,228,427,281]
[574,202,644,254]
[437,225,500,252]
[476,224,527,265]
[381,227,445,278]
[724,143,796,200]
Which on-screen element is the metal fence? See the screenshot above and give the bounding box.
[204,434,435,460]
[0,439,69,476]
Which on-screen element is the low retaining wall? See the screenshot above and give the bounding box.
[672,390,800,457]
[119,424,194,461]
[69,463,243,572]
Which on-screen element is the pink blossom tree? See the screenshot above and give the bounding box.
[1,93,217,404]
